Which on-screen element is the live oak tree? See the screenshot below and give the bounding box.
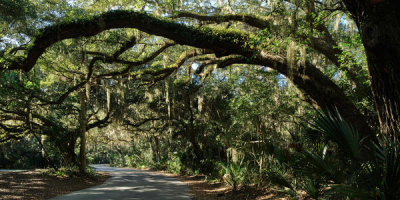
[0,72,111,167]
[1,1,400,197]
[0,0,399,153]
[342,0,400,138]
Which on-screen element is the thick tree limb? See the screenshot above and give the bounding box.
[193,51,373,139]
[87,111,111,130]
[95,41,175,78]
[134,49,213,84]
[35,41,173,106]
[36,81,87,105]
[284,0,369,95]
[113,36,137,58]
[1,10,253,72]
[0,10,373,138]
[172,11,271,30]
[308,37,370,94]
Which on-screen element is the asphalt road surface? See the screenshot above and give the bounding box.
[49,164,192,200]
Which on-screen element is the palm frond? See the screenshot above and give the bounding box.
[373,137,400,199]
[311,109,362,160]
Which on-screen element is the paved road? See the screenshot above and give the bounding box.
[50,165,192,200]
[0,169,28,172]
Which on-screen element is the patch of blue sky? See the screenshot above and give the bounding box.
[276,73,287,88]
[191,63,200,71]
[332,71,343,81]
[260,66,269,72]
[66,0,77,6]
[1,33,30,47]
[211,68,228,82]
[191,74,202,85]
[236,76,245,84]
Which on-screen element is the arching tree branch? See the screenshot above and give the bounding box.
[1,10,253,72]
[95,41,175,78]
[172,11,271,30]
[0,10,373,139]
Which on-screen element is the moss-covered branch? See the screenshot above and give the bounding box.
[133,49,212,82]
[96,41,175,78]
[0,9,373,140]
[2,10,254,72]
[172,11,271,30]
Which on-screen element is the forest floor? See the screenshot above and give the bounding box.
[0,169,110,200]
[146,169,289,200]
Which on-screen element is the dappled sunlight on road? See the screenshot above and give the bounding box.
[50,165,191,200]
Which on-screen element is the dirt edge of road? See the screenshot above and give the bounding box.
[0,169,110,200]
[143,169,289,200]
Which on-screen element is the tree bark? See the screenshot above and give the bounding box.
[114,147,126,166]
[251,54,374,139]
[343,0,400,138]
[62,139,77,167]
[187,95,203,162]
[79,88,88,173]
[148,136,157,162]
[154,136,161,161]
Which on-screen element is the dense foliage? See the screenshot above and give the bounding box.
[0,0,399,199]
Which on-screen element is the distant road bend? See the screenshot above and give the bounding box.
[50,164,191,200]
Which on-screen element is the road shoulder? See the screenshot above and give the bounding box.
[0,169,109,200]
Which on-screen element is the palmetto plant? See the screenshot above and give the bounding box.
[310,110,363,160]
[370,137,400,200]
[219,161,249,191]
[294,110,400,199]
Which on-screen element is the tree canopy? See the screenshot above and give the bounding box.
[1,0,399,199]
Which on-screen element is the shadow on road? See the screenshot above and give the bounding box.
[50,164,192,200]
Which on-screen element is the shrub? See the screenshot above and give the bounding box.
[218,161,249,191]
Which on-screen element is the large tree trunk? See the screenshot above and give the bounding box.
[343,0,400,139]
[79,89,88,173]
[149,136,157,162]
[114,147,126,166]
[62,139,77,167]
[187,95,203,162]
[154,136,161,162]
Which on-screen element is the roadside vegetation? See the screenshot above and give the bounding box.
[1,0,399,199]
